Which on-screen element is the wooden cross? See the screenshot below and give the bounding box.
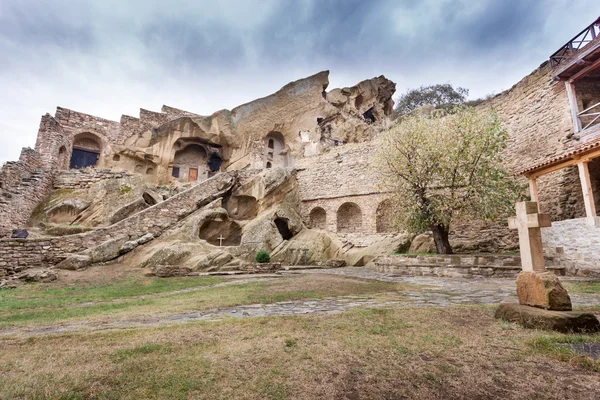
[508,201,552,272]
[218,235,224,247]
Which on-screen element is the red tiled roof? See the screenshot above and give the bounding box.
[516,134,600,175]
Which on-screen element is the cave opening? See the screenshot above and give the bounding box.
[274,217,293,240]
[363,107,376,123]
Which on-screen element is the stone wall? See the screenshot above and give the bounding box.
[543,218,600,276]
[372,254,565,278]
[0,172,244,276]
[0,148,55,236]
[479,61,587,221]
[296,140,517,251]
[54,169,134,190]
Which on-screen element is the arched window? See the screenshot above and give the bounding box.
[266,162,272,169]
[268,138,274,149]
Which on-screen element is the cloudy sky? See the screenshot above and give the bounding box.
[0,0,597,163]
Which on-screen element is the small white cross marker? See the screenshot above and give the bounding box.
[218,235,224,246]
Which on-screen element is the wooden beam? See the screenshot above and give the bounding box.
[528,178,540,212]
[565,81,582,134]
[569,57,600,83]
[577,160,597,218]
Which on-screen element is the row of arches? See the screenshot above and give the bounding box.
[308,199,395,233]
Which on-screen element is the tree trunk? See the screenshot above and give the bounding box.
[430,224,453,254]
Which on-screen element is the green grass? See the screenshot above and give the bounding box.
[564,281,600,294]
[0,275,409,328]
[0,276,225,327]
[528,334,600,372]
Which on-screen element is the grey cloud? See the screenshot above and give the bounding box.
[0,0,597,164]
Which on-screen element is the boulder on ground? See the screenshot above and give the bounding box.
[21,268,58,283]
[91,235,129,263]
[192,250,234,271]
[56,254,91,270]
[148,266,192,277]
[408,232,436,254]
[516,271,572,311]
[495,303,599,333]
[141,244,191,269]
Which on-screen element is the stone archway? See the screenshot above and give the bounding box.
[337,202,362,233]
[70,132,102,169]
[309,207,327,229]
[376,199,396,233]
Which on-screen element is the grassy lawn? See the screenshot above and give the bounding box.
[564,280,600,294]
[1,306,599,399]
[0,274,410,329]
[1,273,600,399]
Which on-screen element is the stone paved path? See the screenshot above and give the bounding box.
[287,267,600,307]
[2,268,599,337]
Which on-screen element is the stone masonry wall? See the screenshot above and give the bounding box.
[296,141,517,251]
[479,61,586,221]
[0,172,240,276]
[0,148,55,236]
[54,169,134,190]
[542,218,600,277]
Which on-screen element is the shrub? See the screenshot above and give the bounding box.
[255,248,270,263]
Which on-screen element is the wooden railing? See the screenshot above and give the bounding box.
[550,18,600,68]
[578,101,600,131]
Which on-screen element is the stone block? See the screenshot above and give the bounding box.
[56,254,91,270]
[516,271,572,311]
[495,303,600,333]
[91,235,128,263]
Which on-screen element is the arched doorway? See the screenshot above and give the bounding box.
[173,143,208,182]
[70,132,102,169]
[337,202,362,233]
[376,199,396,233]
[309,207,327,229]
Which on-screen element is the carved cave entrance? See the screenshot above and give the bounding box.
[274,217,294,240]
[198,219,242,246]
